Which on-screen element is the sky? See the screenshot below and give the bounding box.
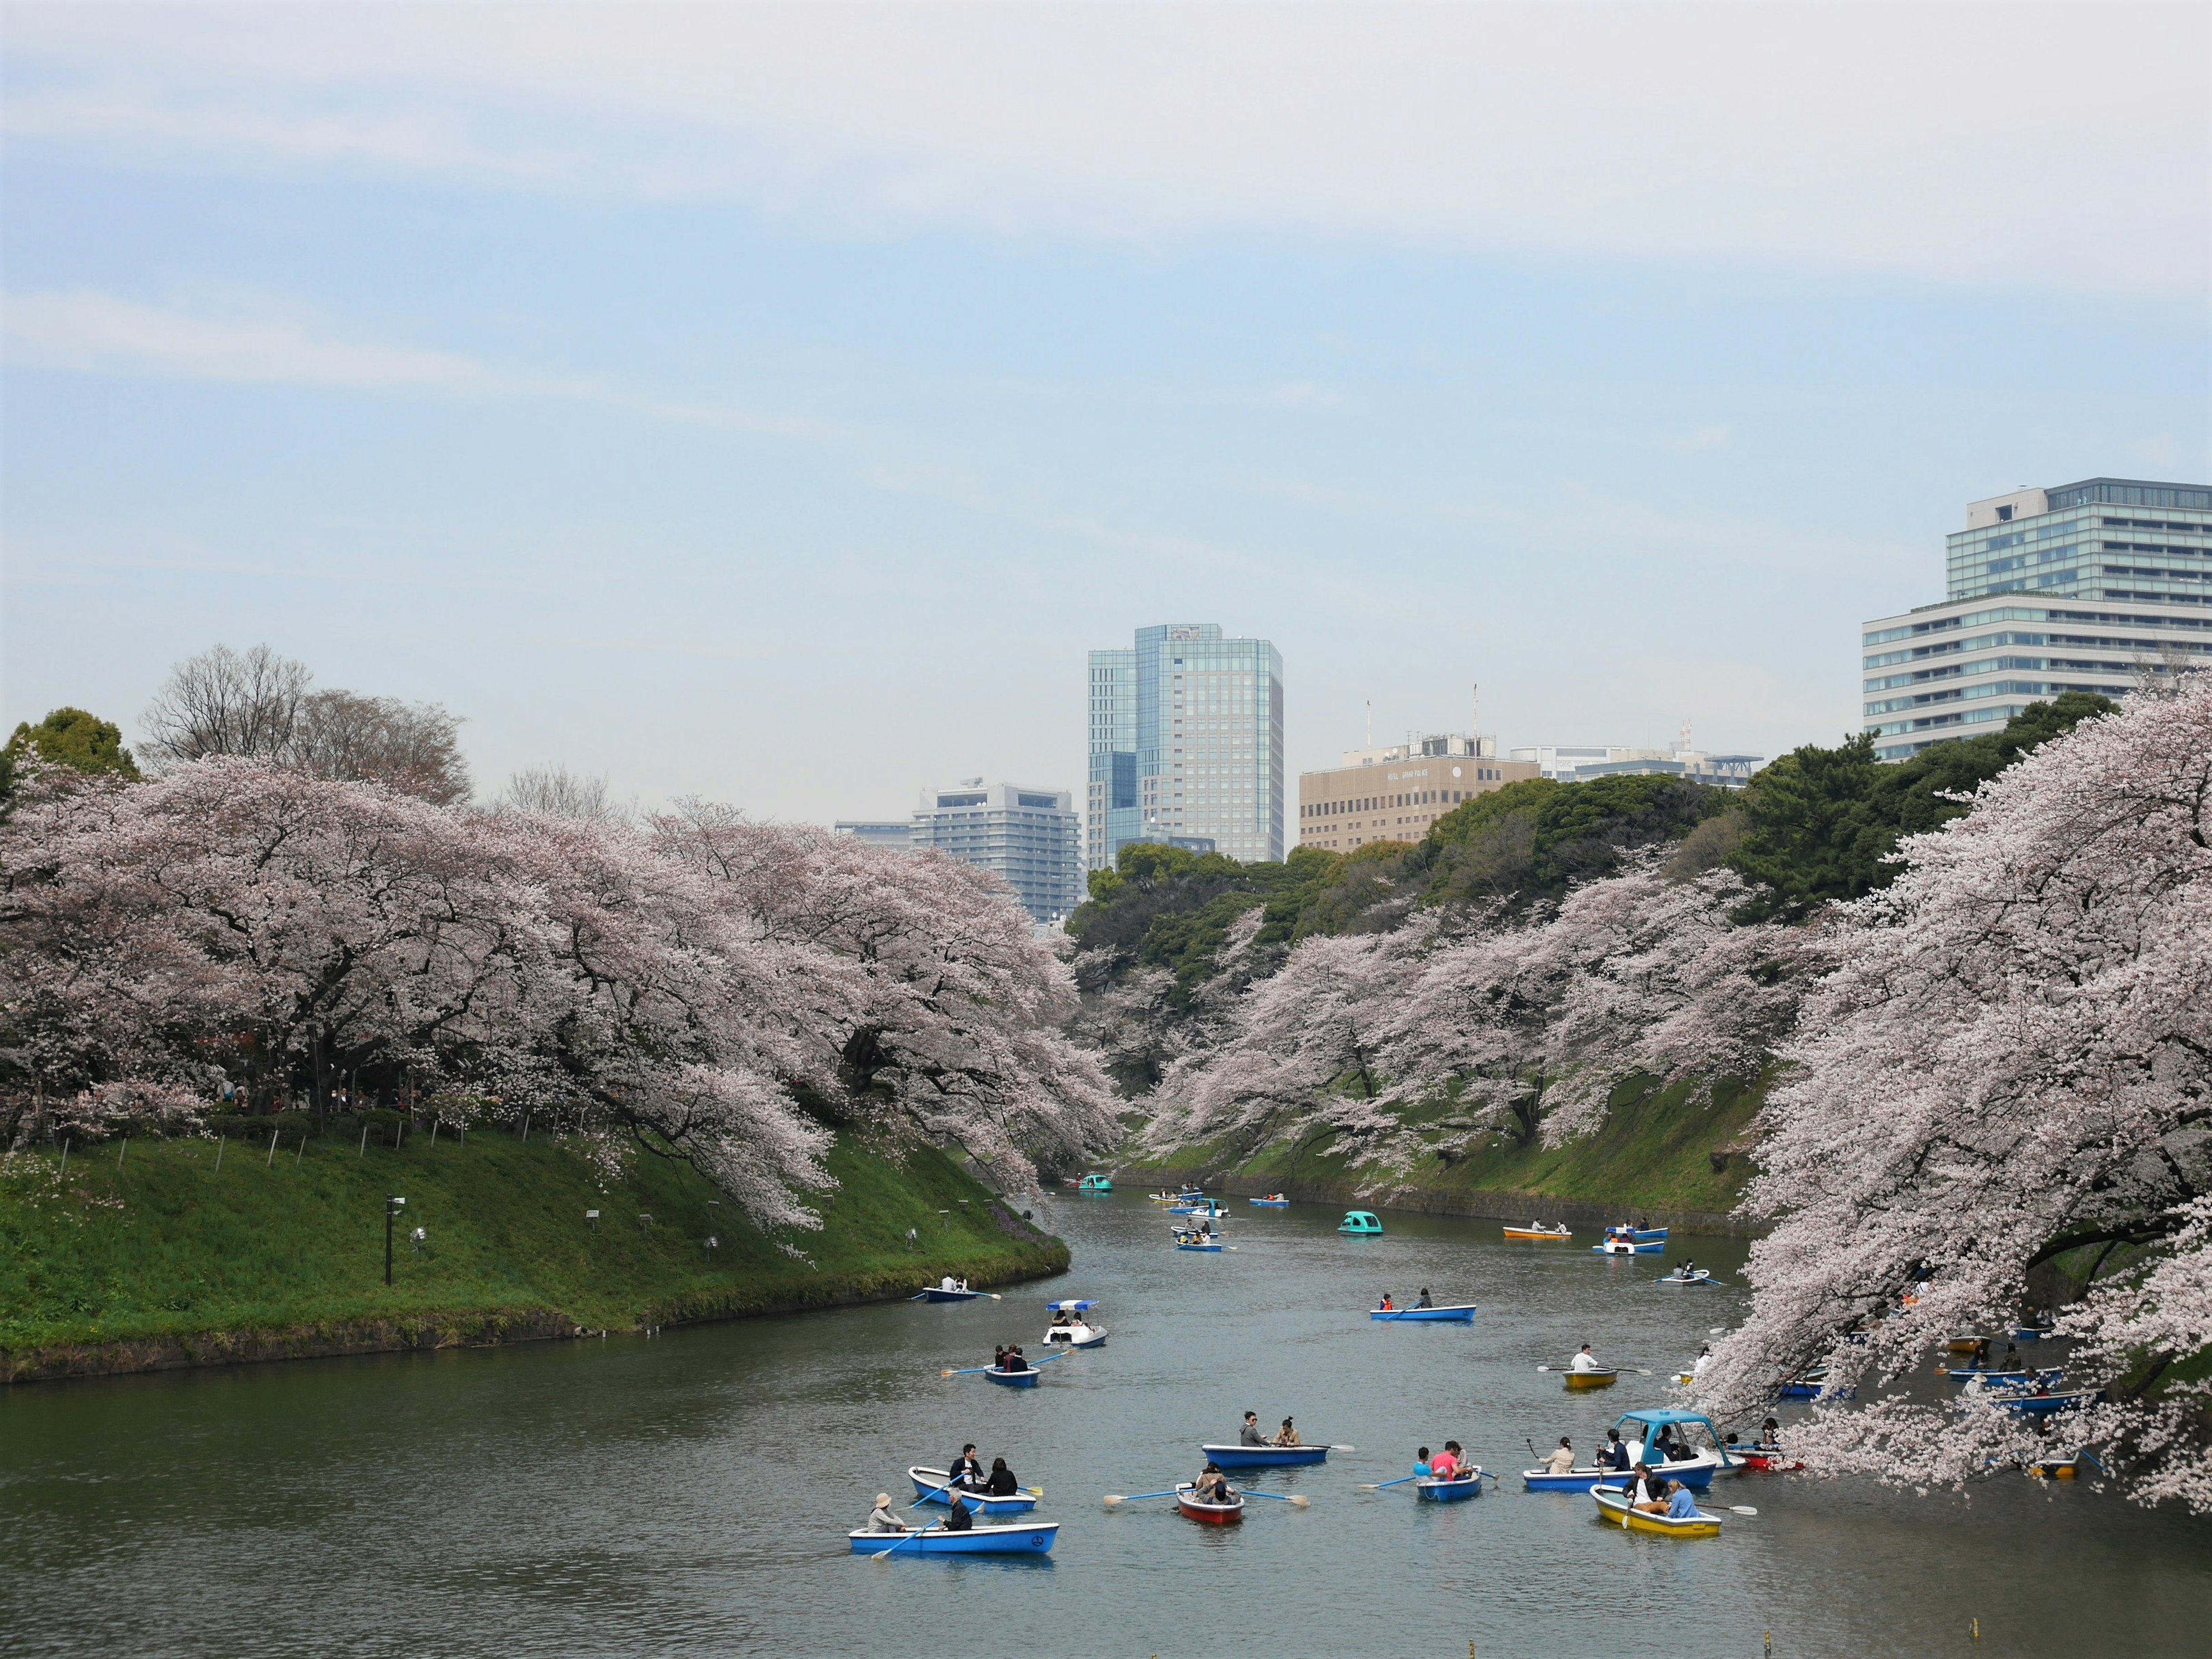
[3,2,2207,825]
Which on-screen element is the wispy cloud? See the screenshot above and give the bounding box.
[4,6,2203,294]
[1654,425,1732,456]
[2,287,843,442]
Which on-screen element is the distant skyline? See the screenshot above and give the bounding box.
[4,4,2207,826]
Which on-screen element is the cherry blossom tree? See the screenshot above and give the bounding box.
[1702,676,2212,1509]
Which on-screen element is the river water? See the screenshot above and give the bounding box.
[5,1192,2209,1657]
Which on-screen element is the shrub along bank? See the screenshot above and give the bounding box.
[1116,1073,1768,1234]
[0,1126,1066,1382]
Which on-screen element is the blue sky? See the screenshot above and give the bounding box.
[3,3,2206,823]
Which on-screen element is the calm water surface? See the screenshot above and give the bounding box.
[4,1193,2209,1657]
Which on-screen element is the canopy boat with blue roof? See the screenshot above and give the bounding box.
[1521,1409,1736,1493]
[1043,1299,1107,1349]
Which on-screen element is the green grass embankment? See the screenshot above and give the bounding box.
[0,1126,1066,1382]
[1118,1074,1768,1230]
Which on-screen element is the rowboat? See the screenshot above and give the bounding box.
[982,1365,1041,1388]
[1656,1268,1719,1287]
[1983,1387,2099,1418]
[1199,1442,1328,1468]
[1502,1223,1573,1241]
[1415,1472,1483,1502]
[1562,1367,1619,1390]
[1339,1211,1384,1236]
[1944,1335,1991,1355]
[1943,1366,2063,1389]
[1736,1447,1804,1473]
[1248,1195,1290,1207]
[1150,1189,1202,1204]
[1078,1174,1113,1192]
[1594,1237,1664,1255]
[1173,1236,1224,1252]
[1522,1411,1734,1492]
[906,1467,1040,1516]
[915,1284,980,1303]
[1170,1200,1229,1218]
[2029,1453,2102,1480]
[1629,1226,1669,1243]
[849,1520,1060,1556]
[1778,1369,1851,1399]
[1370,1303,1478,1323]
[1043,1298,1107,1349]
[1175,1483,1244,1524]
[1592,1486,1721,1539]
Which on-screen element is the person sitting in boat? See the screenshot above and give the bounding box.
[1274,1416,1302,1447]
[993,1344,1008,1371]
[1632,1477,1673,1516]
[1050,1308,1071,1328]
[1416,1288,1435,1308]
[1601,1428,1631,1471]
[1240,1411,1267,1447]
[1378,1293,1395,1312]
[1412,1446,1432,1479]
[949,1445,984,1489]
[1628,1463,1662,1508]
[1441,1440,1474,1480]
[1679,1259,1696,1278]
[1194,1461,1232,1504]
[1429,1443,1459,1480]
[868,1493,912,1533]
[1543,1437,1575,1475]
[1665,1483,1703,1522]
[2002,1341,2021,1370]
[1693,1344,1713,1380]
[942,1493,974,1532]
[1570,1343,1600,1372]
[986,1457,1020,1497]
[1001,1346,1029,1373]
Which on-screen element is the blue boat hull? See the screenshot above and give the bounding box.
[1779,1376,1853,1400]
[1416,1475,1482,1501]
[1175,1241,1223,1252]
[1248,1198,1289,1207]
[1200,1442,1329,1468]
[1370,1305,1477,1323]
[1633,1228,1669,1243]
[1991,1391,2096,1416]
[983,1367,1040,1388]
[1593,1241,1665,1254]
[919,1289,980,1302]
[1524,1460,1720,1493]
[849,1522,1059,1556]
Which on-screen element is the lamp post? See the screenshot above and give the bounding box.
[385,1195,406,1286]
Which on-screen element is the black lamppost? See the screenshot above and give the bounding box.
[385,1195,406,1286]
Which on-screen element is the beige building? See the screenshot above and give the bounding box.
[1297,734,1539,852]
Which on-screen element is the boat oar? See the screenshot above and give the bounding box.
[938,1349,1071,1379]
[1237,1490,1310,1506]
[1103,1488,1181,1507]
[1357,1474,1424,1490]
[1726,1505,1759,1517]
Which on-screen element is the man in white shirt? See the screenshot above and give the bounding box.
[1570,1344,1599,1372]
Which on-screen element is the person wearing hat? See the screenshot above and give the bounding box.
[867,1494,912,1532]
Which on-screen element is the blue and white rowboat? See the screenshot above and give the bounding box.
[1946,1367,2063,1389]
[906,1467,1040,1516]
[983,1365,1041,1388]
[1415,1472,1483,1502]
[849,1521,1059,1556]
[915,1286,981,1302]
[1175,1237,1224,1252]
[1199,1442,1330,1468]
[1594,1238,1665,1255]
[1370,1304,1478,1323]
[1984,1388,2099,1418]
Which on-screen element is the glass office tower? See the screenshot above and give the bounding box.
[1862,477,2211,760]
[1088,623,1285,869]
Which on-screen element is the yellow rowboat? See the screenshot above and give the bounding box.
[1945,1335,1991,1355]
[1563,1368,1619,1391]
[1502,1224,1573,1241]
[1592,1487,1722,1538]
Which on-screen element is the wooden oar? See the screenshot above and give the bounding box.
[1103,1488,1181,1507]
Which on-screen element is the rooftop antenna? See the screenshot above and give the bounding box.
[1365,700,1372,749]
[1471,681,1480,755]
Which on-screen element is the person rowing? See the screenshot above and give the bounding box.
[1628,1462,1661,1506]
[1570,1343,1601,1373]
[999,1346,1029,1373]
[1415,1287,1435,1309]
[947,1444,984,1489]
[1435,1440,1474,1481]
[942,1493,974,1532]
[1192,1461,1233,1504]
[1601,1427,1631,1471]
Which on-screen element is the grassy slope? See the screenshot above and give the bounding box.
[0,1127,1065,1357]
[1117,1074,1767,1218]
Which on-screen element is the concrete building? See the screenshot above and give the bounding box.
[1507,738,1763,789]
[830,820,915,851]
[1509,743,1669,782]
[1088,623,1285,869]
[1863,476,2212,760]
[1298,732,1539,852]
[911,779,1085,925]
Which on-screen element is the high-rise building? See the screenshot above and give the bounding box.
[1863,478,2211,760]
[830,820,916,851]
[1088,623,1285,868]
[1299,732,1536,851]
[911,779,1084,925]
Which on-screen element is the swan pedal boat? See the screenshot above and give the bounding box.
[1199,1441,1329,1468]
[1415,1471,1483,1502]
[850,1520,1060,1556]
[1562,1366,1619,1390]
[1043,1300,1106,1349]
[1175,1483,1245,1524]
[1371,1302,1478,1323]
[1502,1224,1572,1241]
[982,1365,1041,1388]
[1592,1486,1722,1538]
[906,1467,1041,1516]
